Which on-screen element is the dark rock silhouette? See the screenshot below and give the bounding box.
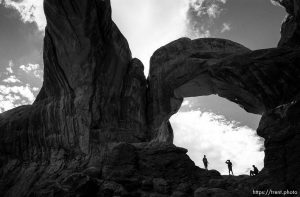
[0,0,300,196]
[277,0,300,47]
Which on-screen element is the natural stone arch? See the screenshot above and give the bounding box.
[147,38,300,142]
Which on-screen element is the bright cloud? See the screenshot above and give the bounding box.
[0,99,16,113]
[186,0,227,40]
[188,0,227,19]
[221,22,231,33]
[0,84,35,112]
[171,110,264,175]
[207,4,221,18]
[0,84,35,102]
[20,63,39,72]
[182,100,190,107]
[0,62,42,113]
[20,63,43,79]
[3,75,21,83]
[5,60,14,74]
[3,0,46,31]
[32,87,39,92]
[112,0,189,74]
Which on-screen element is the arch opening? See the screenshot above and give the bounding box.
[170,95,264,175]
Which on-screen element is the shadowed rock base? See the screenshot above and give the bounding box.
[0,143,221,197]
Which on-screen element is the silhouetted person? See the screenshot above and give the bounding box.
[250,165,259,176]
[225,160,234,175]
[203,155,208,170]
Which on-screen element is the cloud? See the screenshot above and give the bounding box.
[3,75,21,83]
[32,87,39,92]
[0,84,35,102]
[171,110,264,175]
[0,61,42,113]
[3,0,46,31]
[207,4,222,18]
[3,0,227,75]
[182,100,190,107]
[20,63,39,72]
[188,0,227,19]
[5,60,14,74]
[186,0,227,39]
[20,63,43,80]
[111,0,230,74]
[0,84,35,112]
[180,96,261,130]
[112,0,189,75]
[221,22,231,33]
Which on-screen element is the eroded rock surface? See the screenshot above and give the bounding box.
[0,0,300,196]
[257,100,300,189]
[0,0,148,161]
[147,38,300,143]
[277,0,300,47]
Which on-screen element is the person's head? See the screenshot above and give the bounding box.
[204,155,206,158]
[253,165,256,167]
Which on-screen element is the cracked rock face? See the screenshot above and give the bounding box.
[257,101,300,189]
[42,0,149,147]
[0,0,149,161]
[0,0,300,196]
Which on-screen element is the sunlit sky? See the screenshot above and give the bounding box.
[0,0,285,175]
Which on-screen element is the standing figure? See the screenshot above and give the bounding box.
[225,160,234,175]
[203,155,209,170]
[250,165,259,176]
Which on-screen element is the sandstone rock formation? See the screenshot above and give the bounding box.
[0,0,300,196]
[148,38,300,141]
[257,101,300,189]
[147,38,300,141]
[276,0,300,47]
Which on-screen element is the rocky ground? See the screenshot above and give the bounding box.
[0,142,264,197]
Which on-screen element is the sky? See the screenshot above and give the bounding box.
[0,0,286,175]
